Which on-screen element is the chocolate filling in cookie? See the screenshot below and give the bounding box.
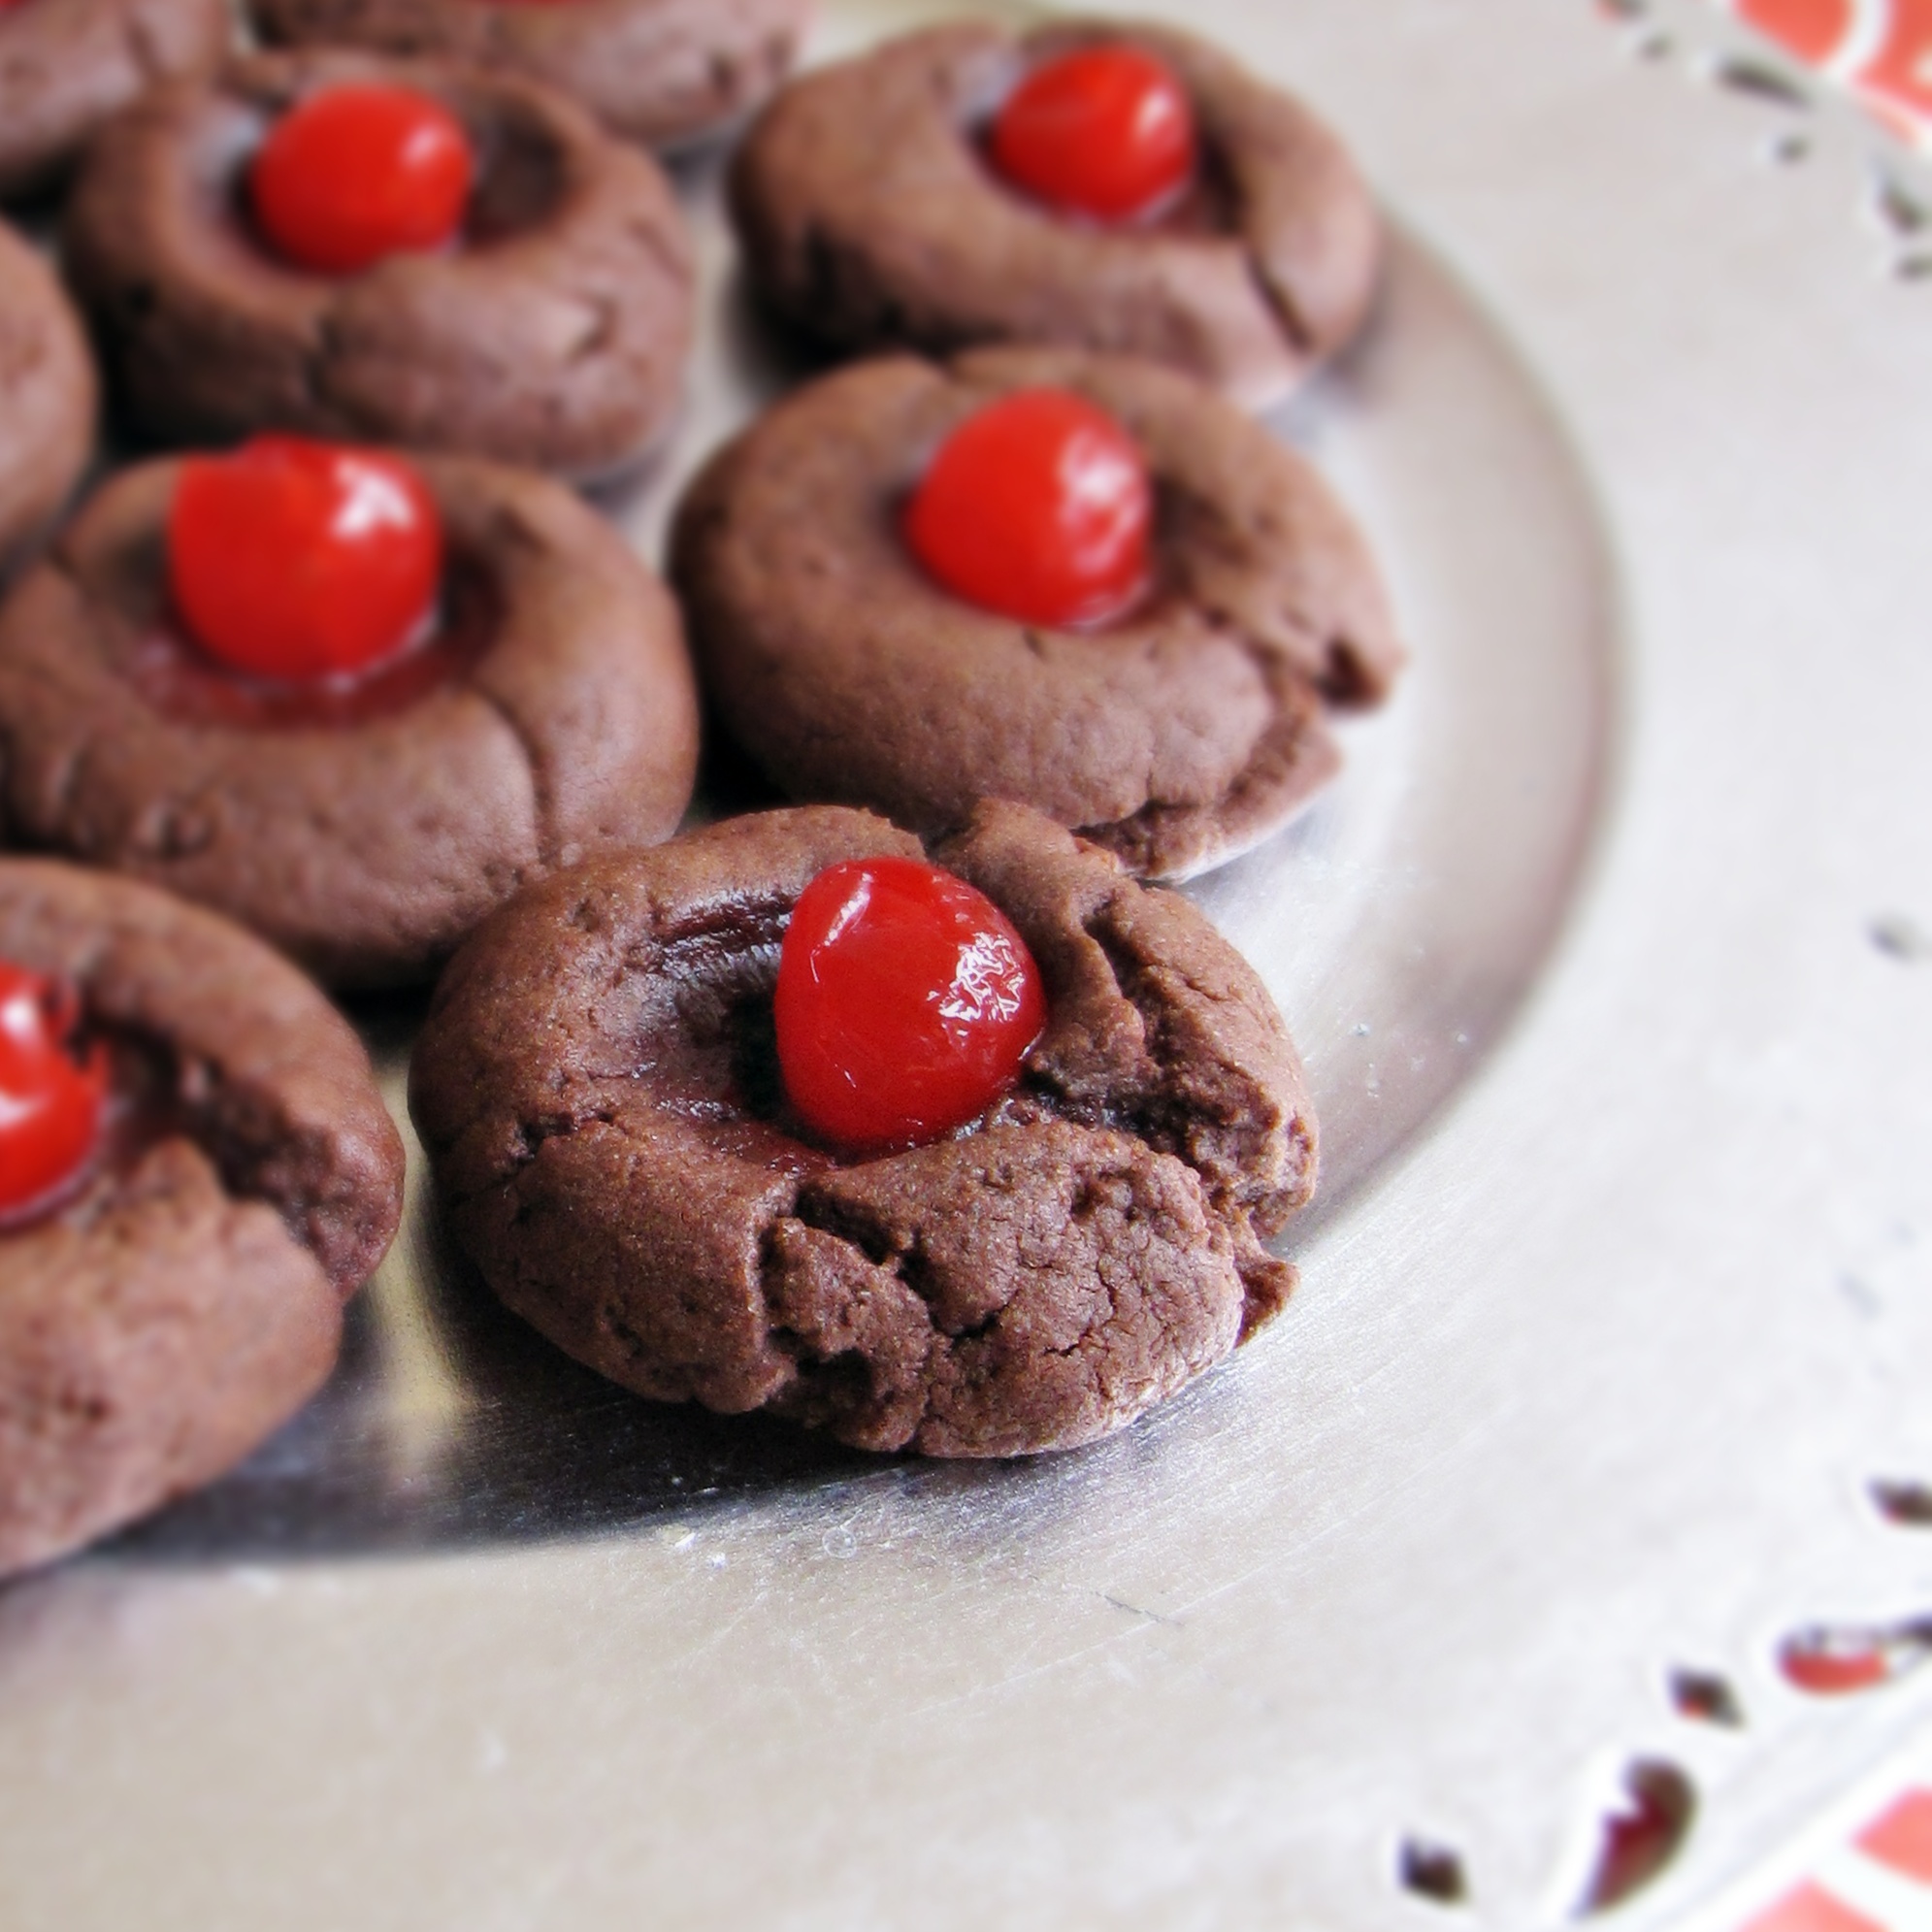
[248,0,811,153]
[0,858,405,1578]
[0,0,229,202]
[671,345,1402,880]
[0,448,702,986]
[730,17,1381,409]
[0,218,95,574]
[62,50,694,475]
[410,800,1317,1458]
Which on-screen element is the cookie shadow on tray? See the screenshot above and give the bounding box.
[106,1169,897,1563]
[718,255,851,398]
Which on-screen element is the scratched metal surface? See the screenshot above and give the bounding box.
[4,1,1932,1926]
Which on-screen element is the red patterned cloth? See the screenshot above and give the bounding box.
[1722,0,1932,138]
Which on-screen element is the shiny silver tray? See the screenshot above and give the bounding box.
[7,1,1932,1925]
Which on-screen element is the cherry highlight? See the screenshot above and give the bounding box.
[773,857,1046,1156]
[0,962,107,1226]
[250,82,474,276]
[903,387,1152,630]
[168,437,444,685]
[989,44,1196,224]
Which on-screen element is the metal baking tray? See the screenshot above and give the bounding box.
[7,0,1932,1925]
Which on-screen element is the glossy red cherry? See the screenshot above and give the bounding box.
[773,857,1047,1155]
[902,388,1152,629]
[989,45,1196,224]
[250,83,474,276]
[169,437,443,683]
[0,962,107,1224]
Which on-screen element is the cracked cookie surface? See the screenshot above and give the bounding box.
[409,800,1317,1457]
[671,345,1402,879]
[0,0,229,201]
[729,16,1381,409]
[0,219,94,577]
[0,858,405,1576]
[0,451,700,986]
[248,0,811,154]
[62,49,694,475]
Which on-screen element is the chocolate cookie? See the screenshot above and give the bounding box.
[730,18,1381,409]
[0,0,229,202]
[248,0,811,152]
[62,50,694,475]
[410,800,1316,1458]
[671,345,1402,879]
[0,218,94,574]
[0,452,701,986]
[0,858,405,1577]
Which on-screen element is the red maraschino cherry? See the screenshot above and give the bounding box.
[169,437,443,683]
[0,962,107,1224]
[250,83,474,276]
[773,857,1047,1156]
[902,388,1152,629]
[989,45,1196,224]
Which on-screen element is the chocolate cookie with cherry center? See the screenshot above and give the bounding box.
[0,216,94,574]
[0,858,405,1578]
[248,0,811,153]
[0,438,701,987]
[730,17,1381,409]
[410,799,1316,1458]
[0,0,229,202]
[62,50,694,475]
[671,344,1402,879]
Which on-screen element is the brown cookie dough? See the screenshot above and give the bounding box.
[0,451,701,986]
[0,218,94,574]
[730,17,1381,409]
[409,800,1316,1458]
[0,857,406,1577]
[62,50,695,476]
[248,0,811,153]
[671,345,1402,880]
[0,0,229,202]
